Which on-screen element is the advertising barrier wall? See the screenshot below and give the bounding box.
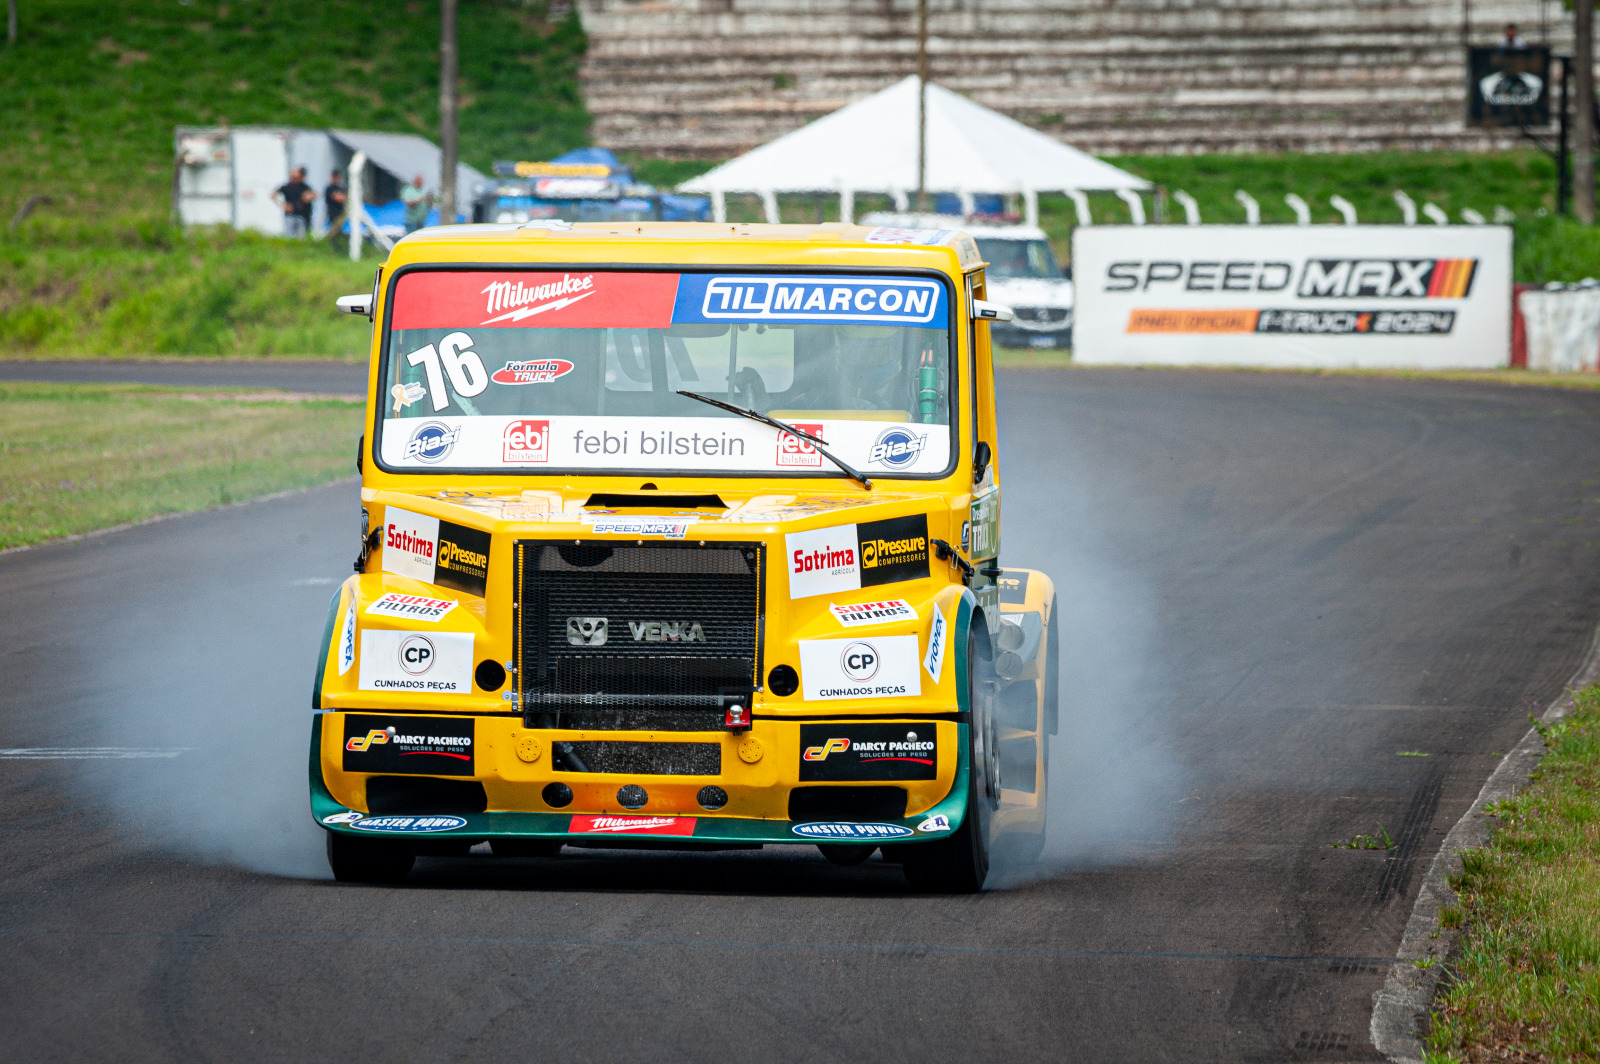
[1072,225,1512,369]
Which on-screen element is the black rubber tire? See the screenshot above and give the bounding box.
[903,628,995,893]
[490,838,562,859]
[817,844,877,866]
[326,830,415,884]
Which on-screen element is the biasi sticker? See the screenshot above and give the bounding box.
[829,600,916,628]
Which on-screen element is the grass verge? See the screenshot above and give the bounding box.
[1425,683,1600,1063]
[0,382,363,551]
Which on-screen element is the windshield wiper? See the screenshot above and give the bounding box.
[676,390,872,490]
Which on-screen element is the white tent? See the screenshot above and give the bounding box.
[678,76,1149,225]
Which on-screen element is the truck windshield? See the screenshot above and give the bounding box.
[377,269,956,477]
[974,238,1060,279]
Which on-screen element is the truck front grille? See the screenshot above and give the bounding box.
[515,540,763,730]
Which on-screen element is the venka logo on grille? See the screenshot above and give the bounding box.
[627,621,706,643]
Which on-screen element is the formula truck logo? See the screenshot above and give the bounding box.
[490,359,573,385]
[567,616,608,646]
[481,273,595,324]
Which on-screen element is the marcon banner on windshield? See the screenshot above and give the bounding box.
[1071,226,1512,369]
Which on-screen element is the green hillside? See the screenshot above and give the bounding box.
[0,0,586,358]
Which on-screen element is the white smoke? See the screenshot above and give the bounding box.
[75,490,350,879]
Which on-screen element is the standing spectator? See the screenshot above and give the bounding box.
[1502,23,1527,50]
[324,170,348,243]
[401,174,433,234]
[273,166,315,238]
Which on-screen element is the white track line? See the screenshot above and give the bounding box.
[0,748,189,760]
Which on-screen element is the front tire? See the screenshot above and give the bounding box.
[818,844,876,866]
[903,627,997,893]
[326,830,414,884]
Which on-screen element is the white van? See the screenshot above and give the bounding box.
[861,214,1073,350]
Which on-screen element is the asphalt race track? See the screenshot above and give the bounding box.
[4,368,1600,1063]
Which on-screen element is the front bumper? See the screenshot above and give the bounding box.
[309,712,970,846]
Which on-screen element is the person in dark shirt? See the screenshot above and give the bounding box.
[273,167,315,238]
[324,170,348,242]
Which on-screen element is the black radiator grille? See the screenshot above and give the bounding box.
[516,541,763,729]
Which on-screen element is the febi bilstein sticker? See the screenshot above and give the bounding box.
[349,815,468,833]
[791,822,915,840]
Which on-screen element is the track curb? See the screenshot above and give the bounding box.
[1370,621,1600,1062]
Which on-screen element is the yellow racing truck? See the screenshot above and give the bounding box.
[311,220,1057,892]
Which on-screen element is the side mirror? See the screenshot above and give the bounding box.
[336,293,373,318]
[1061,264,1073,280]
[973,440,991,484]
[972,299,1014,322]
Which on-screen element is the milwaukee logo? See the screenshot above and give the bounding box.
[481,273,595,324]
[568,814,697,835]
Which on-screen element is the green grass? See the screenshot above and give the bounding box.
[0,382,363,549]
[1425,683,1600,1063]
[1,228,377,357]
[0,0,586,359]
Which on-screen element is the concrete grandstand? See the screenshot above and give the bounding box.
[578,0,1573,158]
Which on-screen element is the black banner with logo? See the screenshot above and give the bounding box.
[856,514,930,588]
[1467,46,1551,128]
[799,723,937,781]
[435,521,490,597]
[342,714,476,776]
